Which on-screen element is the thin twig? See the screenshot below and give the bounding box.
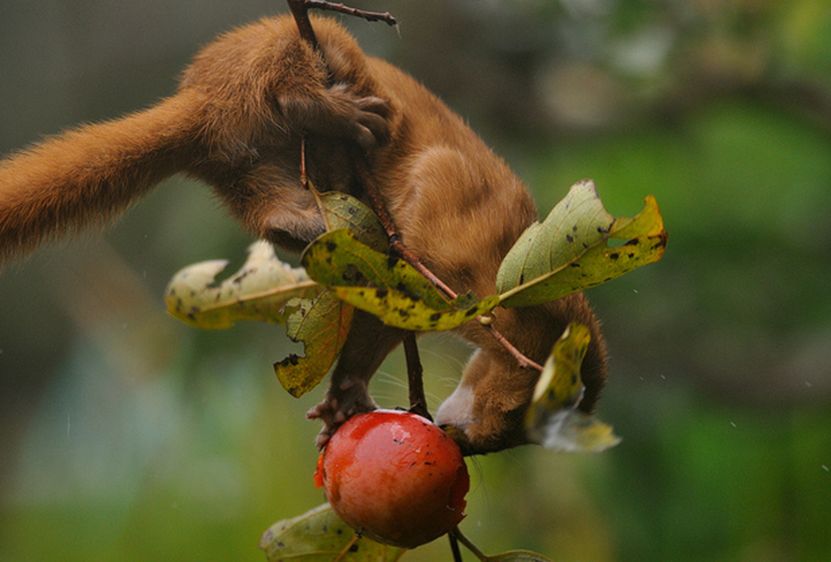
[299,136,309,190]
[452,527,488,561]
[449,532,464,562]
[286,0,319,47]
[403,333,431,420]
[306,0,397,26]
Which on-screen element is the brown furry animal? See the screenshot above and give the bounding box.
[0,15,607,454]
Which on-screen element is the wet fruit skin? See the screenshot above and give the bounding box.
[316,410,470,549]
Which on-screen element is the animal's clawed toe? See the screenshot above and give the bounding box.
[307,381,377,449]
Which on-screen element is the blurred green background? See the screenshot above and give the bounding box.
[1,0,830,560]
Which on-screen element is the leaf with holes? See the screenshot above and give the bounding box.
[259,503,405,562]
[317,191,388,251]
[274,291,353,398]
[524,323,621,452]
[496,180,667,308]
[302,229,498,331]
[164,241,320,329]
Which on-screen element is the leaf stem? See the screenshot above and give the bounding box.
[333,533,360,561]
[452,527,489,561]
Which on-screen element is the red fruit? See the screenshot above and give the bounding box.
[315,410,469,548]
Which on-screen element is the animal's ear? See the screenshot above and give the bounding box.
[0,93,200,265]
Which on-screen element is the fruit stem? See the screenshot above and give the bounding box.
[449,531,465,562]
[452,527,489,561]
[404,333,432,420]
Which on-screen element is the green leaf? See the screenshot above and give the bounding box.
[274,291,353,398]
[524,323,621,452]
[259,503,406,562]
[317,191,389,252]
[486,550,555,562]
[302,229,498,331]
[164,241,320,329]
[496,180,667,308]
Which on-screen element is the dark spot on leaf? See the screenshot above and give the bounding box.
[387,255,399,269]
[610,252,619,260]
[349,544,359,553]
[571,374,578,384]
[627,252,635,258]
[603,277,612,282]
[582,242,589,249]
[398,309,409,318]
[326,241,337,252]
[519,273,525,284]
[375,288,389,299]
[465,307,478,317]
[429,312,442,322]
[547,389,556,401]
[566,234,574,243]
[570,263,581,268]
[572,225,578,232]
[624,238,639,246]
[336,529,343,535]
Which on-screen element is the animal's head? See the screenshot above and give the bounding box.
[435,293,607,455]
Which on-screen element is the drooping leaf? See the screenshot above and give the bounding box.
[302,229,498,331]
[317,191,389,252]
[165,241,320,329]
[524,323,621,452]
[486,550,555,562]
[274,291,353,398]
[332,287,499,332]
[259,503,406,562]
[496,180,667,308]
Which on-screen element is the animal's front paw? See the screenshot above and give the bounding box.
[323,83,391,150]
[307,380,377,448]
[279,84,391,150]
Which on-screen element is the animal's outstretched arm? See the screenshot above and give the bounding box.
[0,92,201,264]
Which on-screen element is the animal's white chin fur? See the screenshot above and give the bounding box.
[435,378,476,430]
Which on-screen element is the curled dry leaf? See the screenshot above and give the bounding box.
[164,241,319,329]
[302,229,498,331]
[274,291,354,398]
[524,323,621,452]
[496,180,667,308]
[259,503,405,562]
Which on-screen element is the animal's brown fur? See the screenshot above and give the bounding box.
[0,15,607,454]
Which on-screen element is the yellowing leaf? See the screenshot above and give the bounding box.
[164,241,320,329]
[259,503,405,562]
[333,286,500,331]
[497,180,667,308]
[274,291,353,398]
[302,229,498,331]
[525,323,621,452]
